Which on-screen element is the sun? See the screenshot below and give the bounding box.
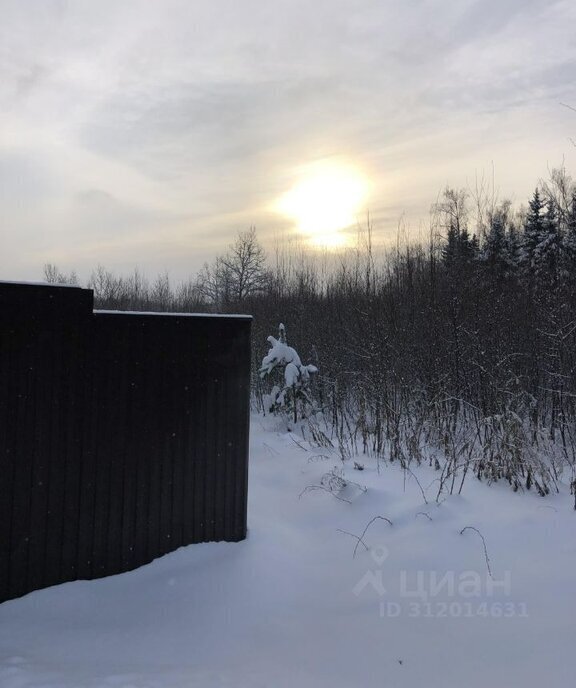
[274,161,369,248]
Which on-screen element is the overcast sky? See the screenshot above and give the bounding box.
[1,0,576,282]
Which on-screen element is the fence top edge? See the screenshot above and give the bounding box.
[94,309,253,320]
[0,280,83,289]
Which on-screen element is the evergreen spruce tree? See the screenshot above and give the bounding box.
[520,189,546,289]
[458,228,478,264]
[442,222,459,268]
[563,190,576,275]
[534,199,562,286]
[482,211,509,280]
[505,224,521,276]
[259,323,318,424]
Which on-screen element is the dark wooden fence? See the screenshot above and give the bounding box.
[0,281,251,603]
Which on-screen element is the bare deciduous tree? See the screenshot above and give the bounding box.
[197,227,270,308]
[43,263,78,285]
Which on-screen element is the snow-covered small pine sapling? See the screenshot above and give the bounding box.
[259,323,318,424]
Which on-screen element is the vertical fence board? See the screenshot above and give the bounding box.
[90,353,113,580]
[0,323,15,600]
[119,323,145,572]
[27,331,50,594]
[102,323,129,578]
[76,338,98,581]
[10,338,35,598]
[213,371,227,543]
[44,327,68,589]
[144,322,162,563]
[169,331,187,551]
[158,333,176,558]
[193,371,208,544]
[60,322,86,583]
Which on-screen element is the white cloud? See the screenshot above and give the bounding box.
[0,0,575,281]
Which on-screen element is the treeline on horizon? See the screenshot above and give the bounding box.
[45,167,576,499]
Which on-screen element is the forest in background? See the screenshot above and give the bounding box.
[44,167,576,501]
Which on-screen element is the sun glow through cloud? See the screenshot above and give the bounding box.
[274,161,369,248]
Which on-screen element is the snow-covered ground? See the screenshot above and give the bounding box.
[1,415,574,688]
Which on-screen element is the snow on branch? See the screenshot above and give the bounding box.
[259,323,318,422]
